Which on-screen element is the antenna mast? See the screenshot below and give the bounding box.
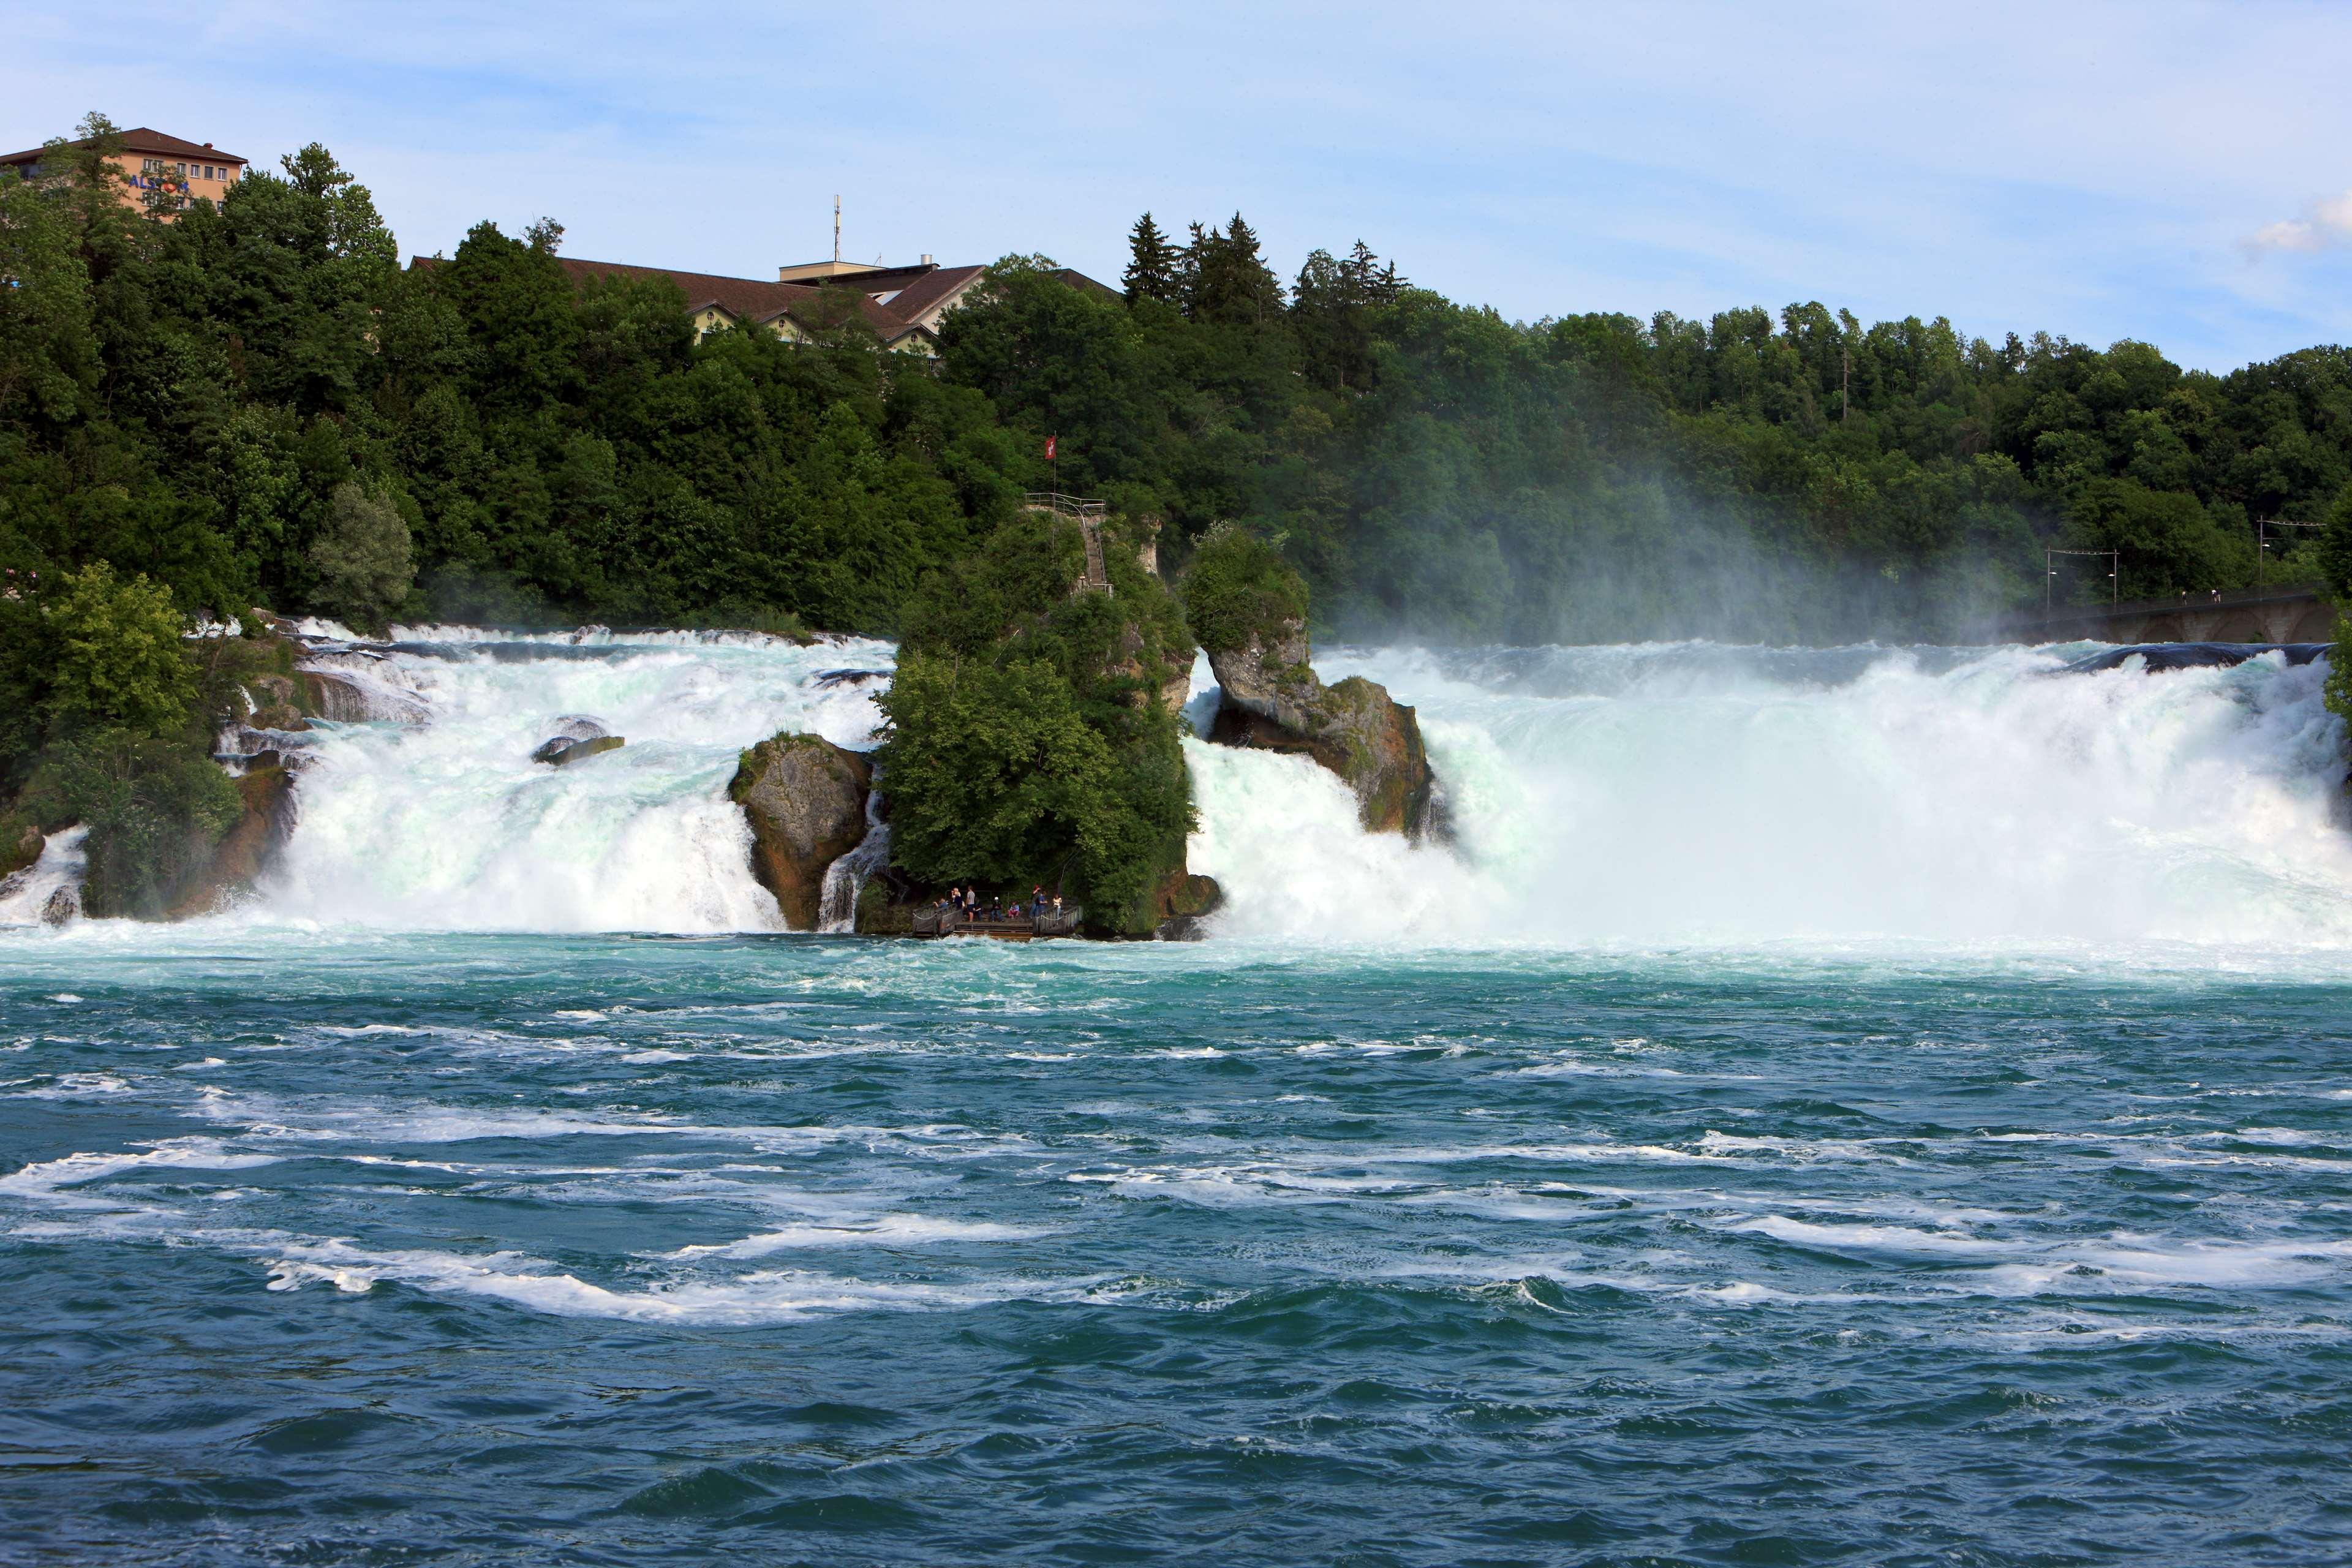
[833,196,840,265]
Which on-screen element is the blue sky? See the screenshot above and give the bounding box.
[10,0,2352,371]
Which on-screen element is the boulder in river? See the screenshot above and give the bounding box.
[729,733,873,930]
[530,717,623,766]
[1150,869,1224,941]
[165,762,300,919]
[1186,528,1441,839]
[1205,630,1440,839]
[534,735,624,766]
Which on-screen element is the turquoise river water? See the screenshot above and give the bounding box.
[4,635,2350,1565]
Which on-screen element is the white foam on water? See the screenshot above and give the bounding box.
[261,1238,1093,1324]
[666,1214,1045,1259]
[239,631,892,933]
[1188,642,2352,951]
[0,1139,282,1208]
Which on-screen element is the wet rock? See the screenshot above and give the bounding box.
[729,733,872,930]
[42,886,78,925]
[530,717,617,764]
[814,669,888,690]
[167,764,299,919]
[298,668,373,722]
[1205,626,1439,838]
[2060,642,2329,675]
[533,734,625,766]
[1151,870,1224,941]
[243,673,310,733]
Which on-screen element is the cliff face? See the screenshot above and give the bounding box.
[1205,626,1440,839]
[729,733,872,930]
[165,762,299,918]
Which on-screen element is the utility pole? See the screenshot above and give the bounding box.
[2256,518,2324,592]
[832,195,841,266]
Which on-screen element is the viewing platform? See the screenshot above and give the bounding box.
[911,905,1084,940]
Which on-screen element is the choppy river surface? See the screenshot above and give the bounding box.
[5,637,2351,1564]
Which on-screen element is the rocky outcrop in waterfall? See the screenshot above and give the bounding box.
[165,761,299,918]
[1185,528,1439,840]
[729,733,873,930]
[1150,868,1224,940]
[532,717,625,766]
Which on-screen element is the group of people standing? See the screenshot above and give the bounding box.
[939,886,1063,924]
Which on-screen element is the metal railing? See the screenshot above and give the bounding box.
[911,905,1083,938]
[1022,492,1107,518]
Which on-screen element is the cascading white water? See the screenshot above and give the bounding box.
[71,625,2352,948]
[1185,643,2352,948]
[0,827,87,927]
[249,627,892,933]
[817,783,892,933]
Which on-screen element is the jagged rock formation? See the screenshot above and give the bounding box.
[1183,528,1440,839]
[243,673,310,733]
[1205,630,1440,839]
[729,733,873,930]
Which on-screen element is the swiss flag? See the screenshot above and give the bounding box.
[1044,434,1057,461]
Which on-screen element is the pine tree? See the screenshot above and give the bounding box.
[1122,213,1178,304]
[1186,213,1283,326]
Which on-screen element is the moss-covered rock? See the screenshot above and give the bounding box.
[1187,532,1440,839]
[165,762,298,918]
[882,509,1204,938]
[1150,867,1224,940]
[729,732,872,930]
[1,813,41,881]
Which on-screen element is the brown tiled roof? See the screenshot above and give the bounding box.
[555,257,823,322]
[407,254,934,344]
[883,265,987,323]
[0,126,247,165]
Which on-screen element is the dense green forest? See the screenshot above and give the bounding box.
[7,115,2352,907]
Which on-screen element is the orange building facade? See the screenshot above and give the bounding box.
[0,127,248,219]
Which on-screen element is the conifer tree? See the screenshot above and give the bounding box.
[1122,213,1178,304]
[1185,213,1283,326]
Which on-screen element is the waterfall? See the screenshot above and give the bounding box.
[45,627,2352,949]
[817,780,892,933]
[0,827,88,927]
[239,627,892,933]
[1185,642,2352,948]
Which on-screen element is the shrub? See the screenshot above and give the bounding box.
[1180,525,1308,654]
[24,728,239,916]
[308,482,415,633]
[37,562,196,737]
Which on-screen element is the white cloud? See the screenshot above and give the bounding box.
[2245,191,2352,255]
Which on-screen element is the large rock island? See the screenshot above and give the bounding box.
[867,503,1212,938]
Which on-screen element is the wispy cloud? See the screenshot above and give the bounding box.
[2245,191,2352,255]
